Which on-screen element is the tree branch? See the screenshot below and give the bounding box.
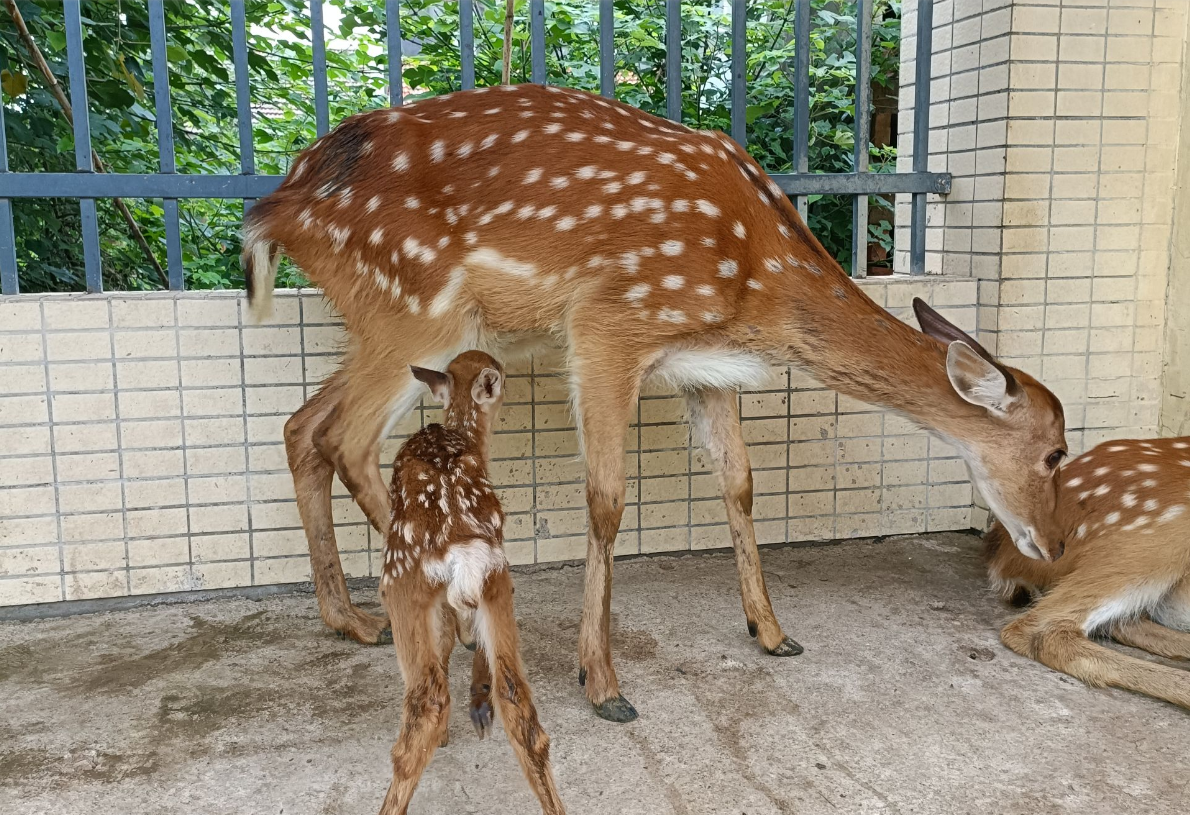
[502,0,515,85]
[5,0,169,288]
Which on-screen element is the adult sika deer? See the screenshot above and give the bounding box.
[986,437,1190,711]
[378,351,564,815]
[242,84,1068,722]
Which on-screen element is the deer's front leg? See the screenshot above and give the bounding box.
[574,360,639,723]
[687,388,802,656]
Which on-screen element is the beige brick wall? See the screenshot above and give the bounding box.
[903,0,1188,465]
[0,280,979,607]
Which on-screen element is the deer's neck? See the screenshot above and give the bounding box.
[443,403,493,464]
[741,276,981,435]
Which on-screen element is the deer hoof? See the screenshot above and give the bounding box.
[470,701,493,739]
[593,695,638,723]
[766,636,804,657]
[375,626,393,645]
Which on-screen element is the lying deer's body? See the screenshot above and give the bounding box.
[986,436,1190,710]
[379,352,564,815]
[243,83,1068,721]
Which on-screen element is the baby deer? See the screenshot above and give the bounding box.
[985,436,1190,710]
[378,350,565,815]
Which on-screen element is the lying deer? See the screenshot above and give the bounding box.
[242,83,1068,722]
[986,436,1190,710]
[378,351,564,815]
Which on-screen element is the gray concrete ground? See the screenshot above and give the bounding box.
[3,533,1189,815]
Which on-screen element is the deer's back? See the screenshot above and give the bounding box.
[251,84,838,341]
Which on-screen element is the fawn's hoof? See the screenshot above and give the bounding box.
[766,636,804,657]
[470,702,493,739]
[593,695,638,723]
[463,639,478,652]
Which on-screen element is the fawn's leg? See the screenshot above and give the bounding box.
[436,604,458,749]
[686,388,802,657]
[378,579,451,815]
[1112,618,1190,660]
[469,644,494,738]
[479,567,566,815]
[1001,590,1190,710]
[285,370,389,644]
[572,355,639,722]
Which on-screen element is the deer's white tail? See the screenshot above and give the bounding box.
[241,217,281,323]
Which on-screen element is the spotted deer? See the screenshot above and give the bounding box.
[377,351,564,815]
[986,436,1190,710]
[241,83,1068,722]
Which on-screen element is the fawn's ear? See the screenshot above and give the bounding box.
[471,367,503,406]
[410,366,452,404]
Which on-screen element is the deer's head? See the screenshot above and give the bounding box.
[913,299,1068,562]
[411,350,506,448]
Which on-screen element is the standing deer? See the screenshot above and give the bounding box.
[986,436,1190,710]
[379,350,564,815]
[242,83,1068,722]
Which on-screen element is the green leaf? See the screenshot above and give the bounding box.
[1,70,28,98]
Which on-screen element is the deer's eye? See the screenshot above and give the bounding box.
[1045,449,1066,470]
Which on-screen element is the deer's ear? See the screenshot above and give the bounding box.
[945,341,1018,416]
[471,367,503,406]
[411,366,452,404]
[914,297,1019,396]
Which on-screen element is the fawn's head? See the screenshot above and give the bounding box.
[913,299,1068,562]
[411,350,506,437]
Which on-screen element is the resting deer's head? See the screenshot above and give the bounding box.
[913,299,1068,562]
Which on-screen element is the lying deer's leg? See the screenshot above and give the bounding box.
[1001,596,1190,711]
[687,388,802,657]
[469,644,494,739]
[1111,618,1190,660]
[478,567,566,815]
[285,371,389,644]
[378,579,451,815]
[574,364,638,722]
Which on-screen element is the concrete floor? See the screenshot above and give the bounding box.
[3,533,1190,815]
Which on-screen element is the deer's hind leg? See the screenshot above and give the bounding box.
[478,567,566,815]
[285,370,389,644]
[686,388,801,657]
[378,576,452,815]
[1112,618,1190,660]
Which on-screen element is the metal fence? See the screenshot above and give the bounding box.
[0,0,950,295]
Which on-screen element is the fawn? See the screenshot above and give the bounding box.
[377,350,564,815]
[985,436,1190,710]
[242,83,1067,721]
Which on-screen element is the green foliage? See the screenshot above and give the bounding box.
[1,0,899,292]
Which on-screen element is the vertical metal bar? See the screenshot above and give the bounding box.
[460,0,476,89]
[386,0,404,105]
[0,67,17,294]
[231,0,255,216]
[792,0,810,221]
[665,0,682,121]
[65,0,101,292]
[599,0,614,98]
[851,0,872,278]
[311,0,329,136]
[910,0,934,276]
[149,0,183,290]
[730,0,746,145]
[530,0,546,84]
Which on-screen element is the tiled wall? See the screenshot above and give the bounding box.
[0,280,979,607]
[902,0,1187,462]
